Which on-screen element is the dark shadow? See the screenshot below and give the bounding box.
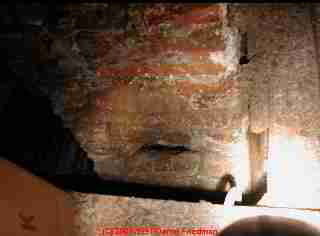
[46,173,230,204]
[0,57,94,178]
[242,173,267,205]
[139,143,191,159]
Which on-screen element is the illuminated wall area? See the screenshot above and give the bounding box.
[242,3,320,210]
[259,126,320,209]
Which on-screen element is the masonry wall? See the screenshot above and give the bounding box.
[3,3,320,210]
[230,3,320,208]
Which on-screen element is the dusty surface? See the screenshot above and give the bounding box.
[40,3,247,191]
[69,192,320,236]
[2,3,320,208]
[0,3,248,191]
[63,77,249,190]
